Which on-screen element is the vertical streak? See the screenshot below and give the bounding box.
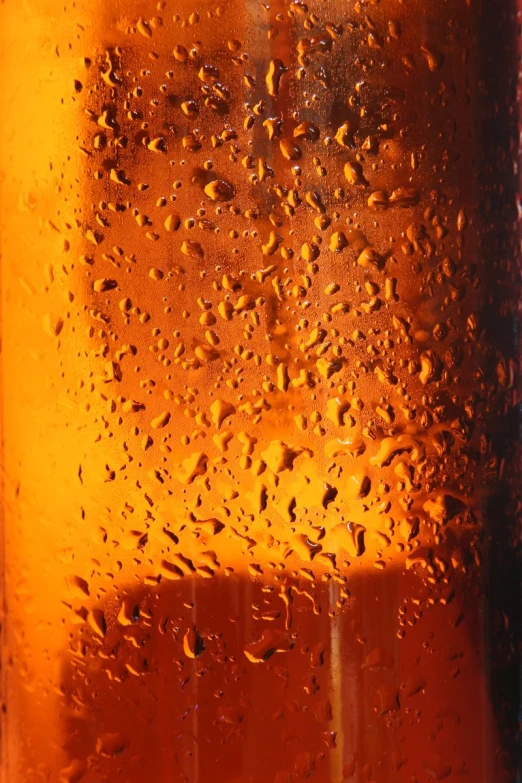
[329,579,345,782]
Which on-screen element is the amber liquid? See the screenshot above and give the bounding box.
[54,565,515,782]
[0,0,519,781]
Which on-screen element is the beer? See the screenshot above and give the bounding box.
[0,0,519,780]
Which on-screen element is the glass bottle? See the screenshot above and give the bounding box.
[0,0,519,781]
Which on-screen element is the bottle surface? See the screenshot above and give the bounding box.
[0,0,519,782]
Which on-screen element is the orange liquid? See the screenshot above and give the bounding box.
[0,0,519,781]
[57,564,516,782]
